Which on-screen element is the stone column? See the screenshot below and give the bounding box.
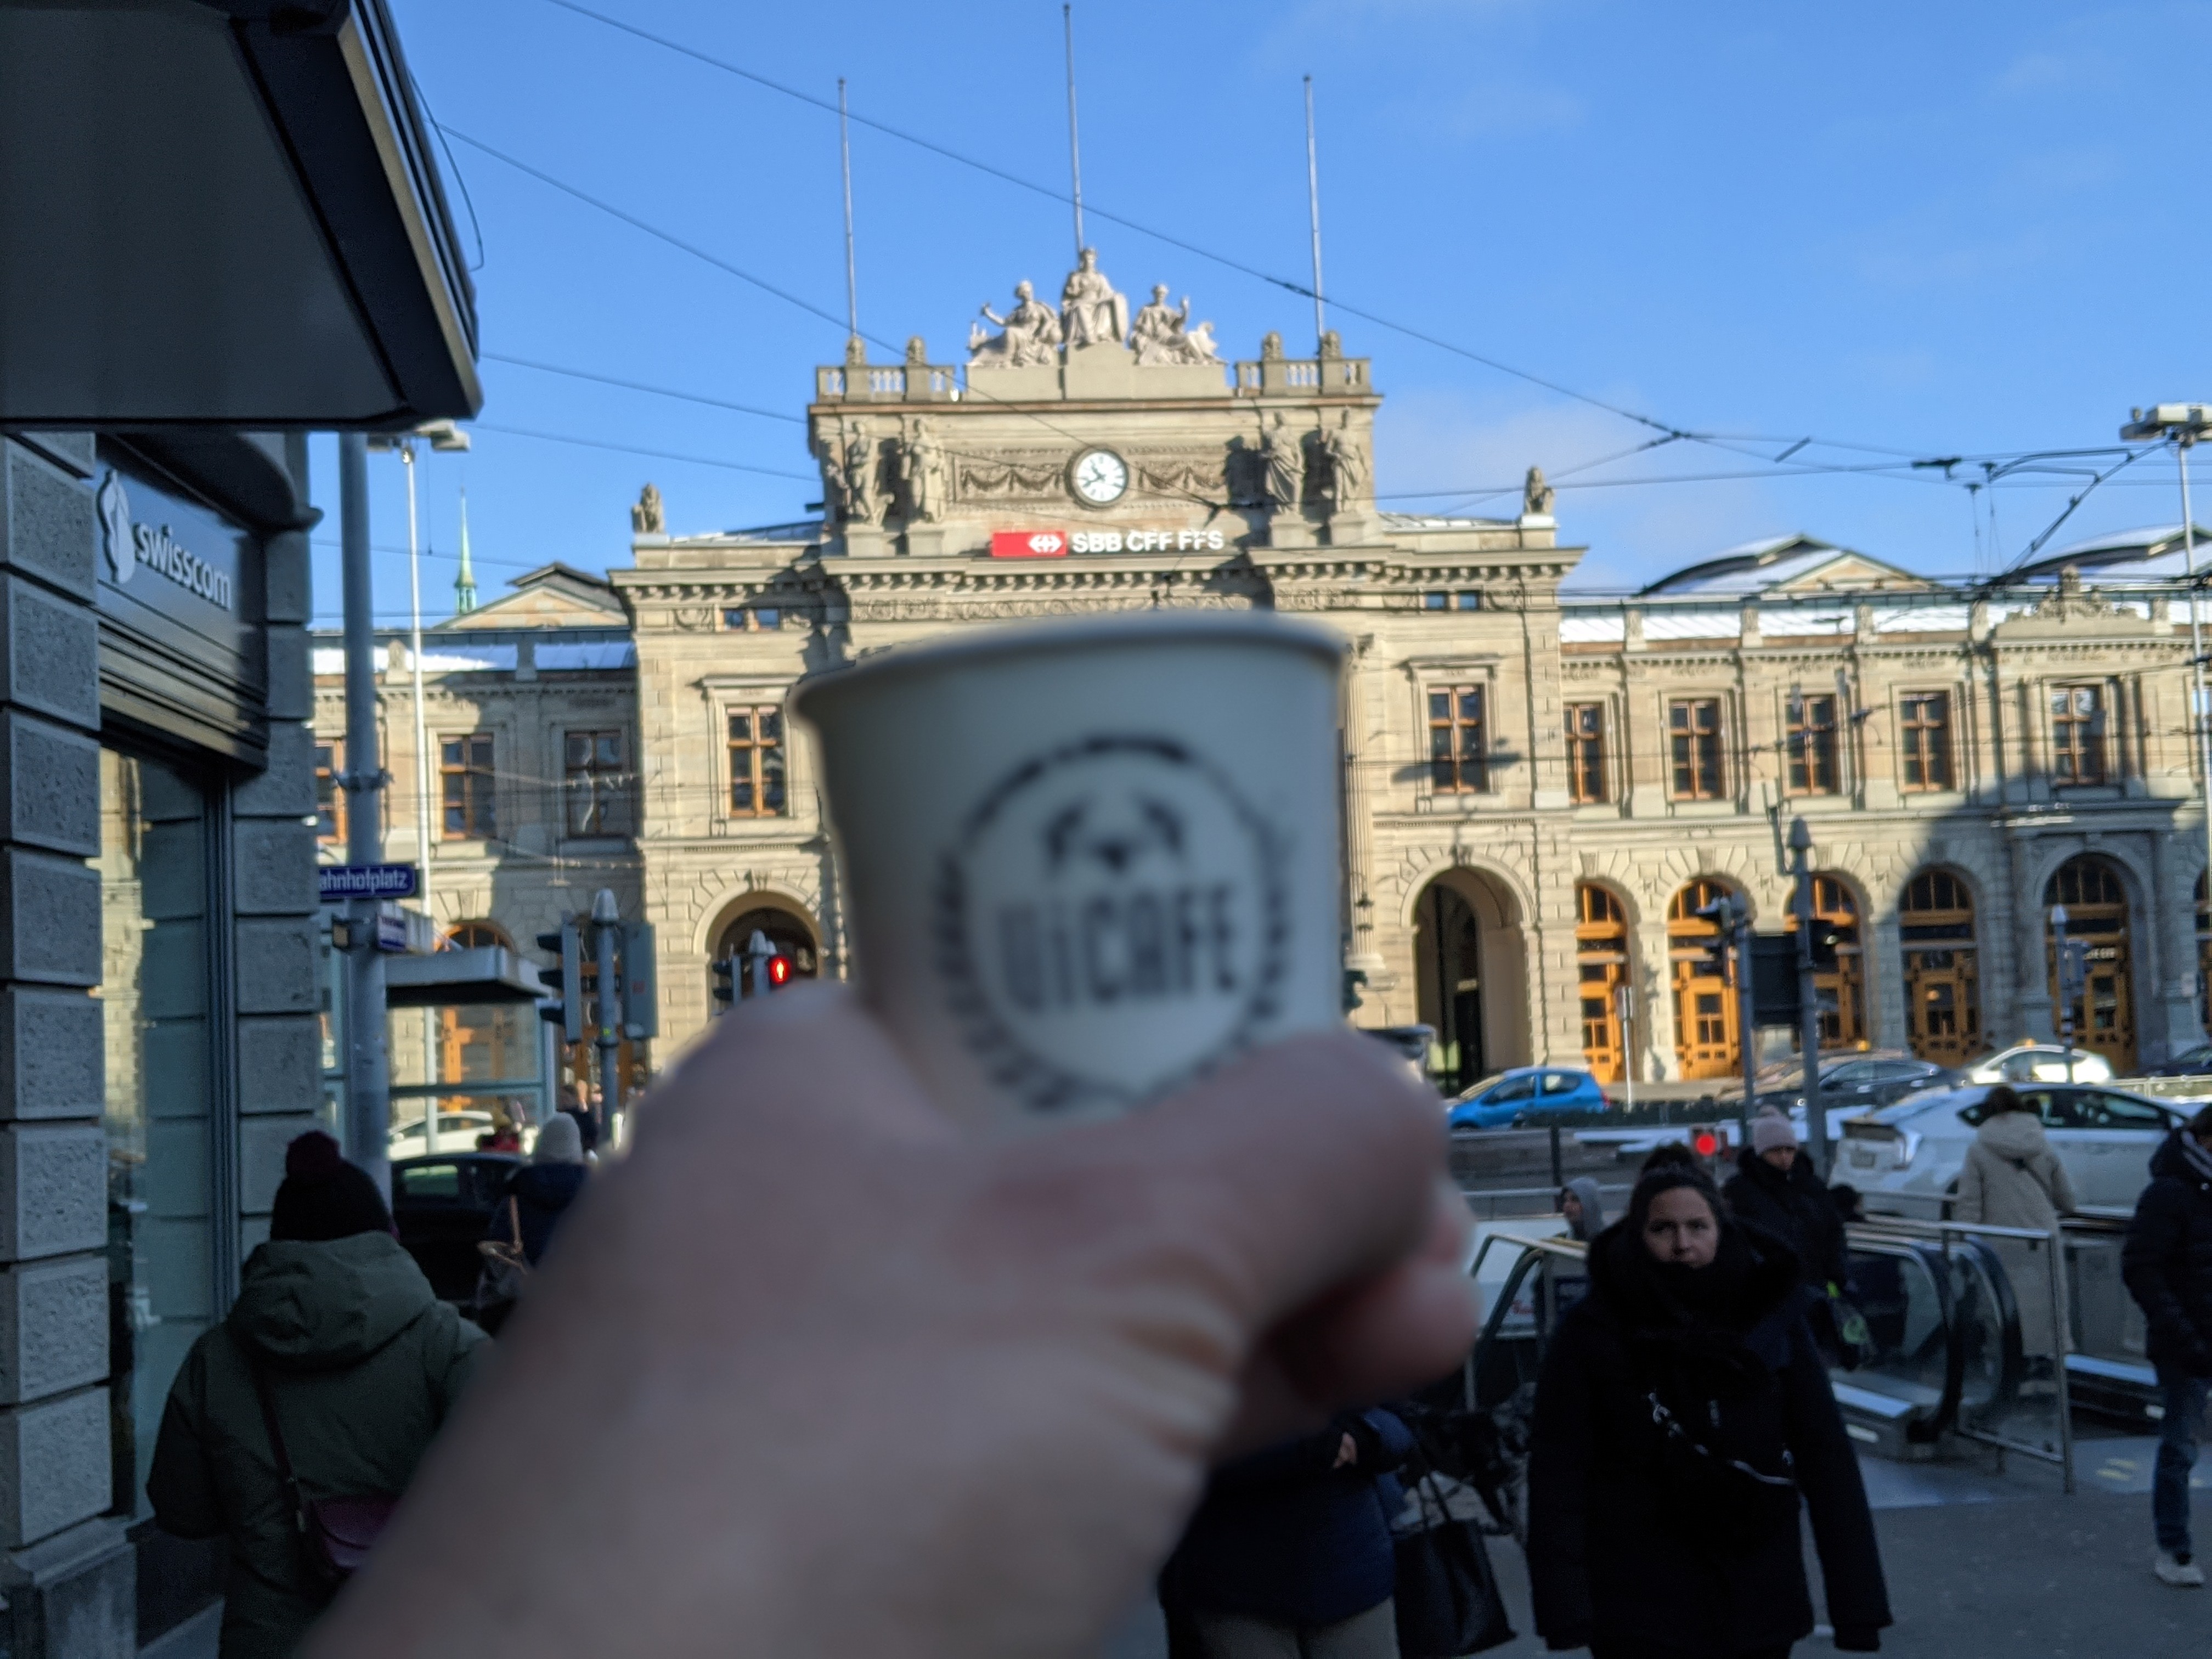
[1342,645,1384,1000]
[0,435,132,1655]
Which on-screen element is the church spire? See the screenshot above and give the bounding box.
[453,486,477,616]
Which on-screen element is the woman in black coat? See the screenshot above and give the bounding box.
[1723,1114,1848,1294]
[1528,1165,1889,1658]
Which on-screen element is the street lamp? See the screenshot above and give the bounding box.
[2120,404,2212,1043]
[365,421,469,1150]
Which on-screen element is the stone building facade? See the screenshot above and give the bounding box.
[364,257,2212,1097]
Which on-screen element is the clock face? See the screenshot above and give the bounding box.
[1070,449,1130,505]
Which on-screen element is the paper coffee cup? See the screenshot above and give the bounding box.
[793,612,1347,1127]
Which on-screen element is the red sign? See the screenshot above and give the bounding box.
[991,529,1068,559]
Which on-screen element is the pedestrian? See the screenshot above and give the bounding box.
[1527,1163,1891,1657]
[492,1112,591,1268]
[1956,1085,2075,1362]
[2122,1102,2212,1587]
[1640,1141,1700,1176]
[558,1101,600,1162]
[1161,1410,1414,1658]
[147,1132,486,1658]
[1723,1111,1848,1298]
[1559,1176,1606,1242]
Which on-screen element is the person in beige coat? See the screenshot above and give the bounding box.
[1956,1085,2076,1360]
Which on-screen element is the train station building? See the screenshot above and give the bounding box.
[323,252,2212,1102]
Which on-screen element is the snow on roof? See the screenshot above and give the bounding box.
[2013,524,2212,581]
[1637,534,1925,598]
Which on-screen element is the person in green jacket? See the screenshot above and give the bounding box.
[148,1133,487,1658]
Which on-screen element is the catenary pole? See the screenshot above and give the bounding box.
[1063,5,1084,256]
[339,435,391,1197]
[1790,818,1830,1180]
[1735,898,1758,1139]
[2180,439,2212,986]
[1304,75,1325,347]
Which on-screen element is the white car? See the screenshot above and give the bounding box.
[1957,1042,2112,1085]
[1838,1082,2184,1214]
[387,1110,495,1163]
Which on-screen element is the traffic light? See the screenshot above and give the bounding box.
[1691,1126,1723,1160]
[766,953,793,988]
[1694,896,1736,982]
[621,921,658,1038]
[533,921,584,1040]
[711,958,735,1011]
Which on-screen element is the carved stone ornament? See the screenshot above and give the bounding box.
[630,483,666,535]
[2036,565,2120,620]
[905,335,928,366]
[1523,465,1555,518]
[1130,285,1222,366]
[959,459,1068,500]
[969,281,1061,366]
[840,423,881,526]
[1261,331,1285,362]
[1060,247,1130,348]
[1322,411,1369,510]
[901,419,949,524]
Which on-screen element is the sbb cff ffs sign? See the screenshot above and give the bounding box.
[989,528,1232,558]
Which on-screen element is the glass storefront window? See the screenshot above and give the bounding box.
[97,749,216,1516]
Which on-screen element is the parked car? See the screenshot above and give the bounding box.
[1447,1065,1607,1131]
[1838,1082,2186,1214]
[2136,1042,2212,1079]
[1956,1042,2112,1085]
[1747,1052,1957,1115]
[390,1152,522,1302]
[387,1109,496,1163]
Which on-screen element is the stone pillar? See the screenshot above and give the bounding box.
[230,444,324,1256]
[0,435,132,1656]
[2008,832,2057,1045]
[1342,646,1384,1000]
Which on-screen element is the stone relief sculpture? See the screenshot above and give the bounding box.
[968,281,1060,366]
[840,423,881,525]
[1523,465,1555,518]
[1322,413,1370,510]
[630,482,666,535]
[1261,412,1306,510]
[1059,247,1129,348]
[901,420,947,524]
[1130,286,1222,366]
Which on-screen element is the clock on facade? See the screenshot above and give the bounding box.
[1069,448,1130,506]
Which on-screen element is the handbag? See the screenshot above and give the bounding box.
[1391,1420,1515,1658]
[249,1357,396,1588]
[475,1195,531,1310]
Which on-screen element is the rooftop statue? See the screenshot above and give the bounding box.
[1060,248,1129,349]
[1322,411,1369,509]
[630,482,665,535]
[1261,411,1306,511]
[1523,465,1555,518]
[1130,286,1222,367]
[968,281,1060,367]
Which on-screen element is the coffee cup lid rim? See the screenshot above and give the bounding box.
[791,611,1345,721]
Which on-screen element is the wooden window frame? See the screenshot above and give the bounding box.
[563,729,634,837]
[1785,692,1841,795]
[1427,682,1490,794]
[1668,697,1727,801]
[726,704,789,819]
[1898,691,1955,793]
[2050,683,2107,786]
[1565,702,1607,804]
[439,732,496,842]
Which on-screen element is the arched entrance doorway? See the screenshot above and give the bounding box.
[713,903,821,1003]
[1668,879,1740,1080]
[2046,856,2135,1073]
[1900,870,1978,1065]
[1575,883,1630,1082]
[1785,874,1866,1050]
[1414,870,1529,1092]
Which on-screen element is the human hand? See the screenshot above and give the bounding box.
[308,984,1475,1659]
[1333,1432,1359,1469]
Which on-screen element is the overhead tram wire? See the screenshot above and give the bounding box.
[525,0,1918,462]
[483,354,805,424]
[470,422,816,480]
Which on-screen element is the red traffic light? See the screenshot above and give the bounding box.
[767,955,793,988]
[1691,1129,1720,1158]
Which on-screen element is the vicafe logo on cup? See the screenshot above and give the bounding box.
[933,733,1288,1114]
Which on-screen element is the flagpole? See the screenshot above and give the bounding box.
[1064,5,1085,255]
[838,77,860,349]
[1305,76,1325,346]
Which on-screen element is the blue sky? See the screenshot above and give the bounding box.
[313,0,2212,625]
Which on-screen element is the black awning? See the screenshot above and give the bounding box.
[0,0,479,428]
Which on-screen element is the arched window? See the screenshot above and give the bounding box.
[1667,879,1739,1080]
[1575,884,1630,1082]
[1785,876,1865,1050]
[2045,855,2135,1073]
[1900,871,1977,1065]
[713,905,821,1003]
[442,920,510,952]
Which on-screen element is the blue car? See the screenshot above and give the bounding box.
[1446,1065,1607,1131]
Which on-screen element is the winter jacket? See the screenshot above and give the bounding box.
[2124,1131,2212,1372]
[1527,1221,1891,1657]
[1161,1410,1414,1629]
[1956,1111,2076,1232]
[489,1163,588,1266]
[146,1233,487,1659]
[1723,1149,1848,1293]
[1561,1177,1607,1242]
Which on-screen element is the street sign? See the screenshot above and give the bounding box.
[375,906,409,952]
[319,863,418,902]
